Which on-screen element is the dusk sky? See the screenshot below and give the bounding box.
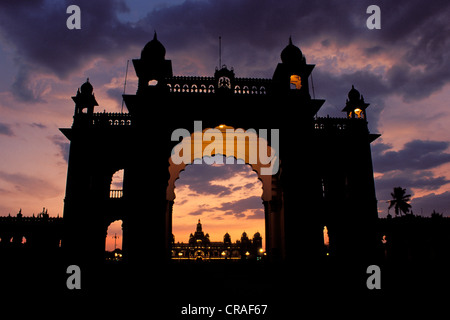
[1,0,450,248]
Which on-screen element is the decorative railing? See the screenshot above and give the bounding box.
[166,76,272,95]
[313,116,366,132]
[109,190,123,199]
[91,112,132,127]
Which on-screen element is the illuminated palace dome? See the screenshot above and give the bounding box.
[188,219,210,245]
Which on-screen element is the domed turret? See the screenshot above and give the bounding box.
[72,78,98,116]
[80,78,93,95]
[141,32,166,61]
[224,232,231,244]
[272,36,316,97]
[348,85,361,102]
[132,32,173,95]
[281,37,303,65]
[342,85,370,120]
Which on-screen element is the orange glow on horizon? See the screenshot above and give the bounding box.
[105,220,123,252]
[171,158,265,249]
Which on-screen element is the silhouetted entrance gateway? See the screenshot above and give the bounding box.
[60,34,379,269]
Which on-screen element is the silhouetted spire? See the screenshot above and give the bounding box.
[281,36,303,64]
[141,31,166,61]
[342,85,370,120]
[80,78,93,95]
[72,78,98,116]
[348,85,360,102]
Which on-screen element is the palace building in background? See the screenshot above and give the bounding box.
[171,219,263,261]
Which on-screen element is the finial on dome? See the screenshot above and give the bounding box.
[80,78,93,95]
[141,31,166,61]
[281,36,303,64]
[348,85,361,101]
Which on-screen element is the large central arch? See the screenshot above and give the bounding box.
[165,124,284,260]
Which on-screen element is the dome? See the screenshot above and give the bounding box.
[348,85,361,102]
[80,78,93,95]
[281,37,303,64]
[141,32,166,61]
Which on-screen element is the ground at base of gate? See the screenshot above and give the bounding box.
[1,257,448,317]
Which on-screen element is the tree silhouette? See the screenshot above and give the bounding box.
[388,187,412,216]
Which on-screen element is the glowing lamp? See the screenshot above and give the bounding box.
[354,108,362,118]
[290,75,302,90]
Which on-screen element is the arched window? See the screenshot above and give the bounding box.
[323,226,330,247]
[260,86,266,95]
[290,75,302,90]
[354,108,364,119]
[105,220,123,261]
[110,169,124,198]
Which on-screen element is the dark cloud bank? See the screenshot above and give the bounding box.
[1,0,449,104]
[373,139,450,215]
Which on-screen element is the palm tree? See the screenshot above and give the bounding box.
[388,187,412,216]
